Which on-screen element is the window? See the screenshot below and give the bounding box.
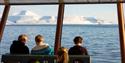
[0,5,4,20]
[61,4,120,63]
[0,5,58,54]
[0,5,5,55]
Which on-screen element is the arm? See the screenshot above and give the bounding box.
[84,48,88,55]
[24,46,29,54]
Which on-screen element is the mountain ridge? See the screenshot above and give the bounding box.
[4,10,114,25]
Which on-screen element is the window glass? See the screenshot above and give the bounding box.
[0,5,5,56]
[1,5,58,55]
[62,4,120,63]
[0,5,4,20]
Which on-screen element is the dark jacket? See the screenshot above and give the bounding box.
[68,45,88,55]
[10,40,29,54]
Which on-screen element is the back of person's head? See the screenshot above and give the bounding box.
[18,34,28,43]
[35,35,44,44]
[58,47,68,55]
[57,47,69,63]
[73,36,83,44]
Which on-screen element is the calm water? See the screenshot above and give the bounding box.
[0,25,121,63]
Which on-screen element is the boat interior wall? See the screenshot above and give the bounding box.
[0,0,125,5]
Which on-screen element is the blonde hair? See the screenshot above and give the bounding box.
[18,34,28,42]
[35,35,44,43]
[57,47,69,63]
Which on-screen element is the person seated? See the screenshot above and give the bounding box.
[10,34,29,54]
[57,47,69,63]
[68,36,88,55]
[31,35,54,55]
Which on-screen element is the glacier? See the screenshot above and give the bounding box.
[1,10,114,25]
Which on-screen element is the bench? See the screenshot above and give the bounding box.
[1,54,91,63]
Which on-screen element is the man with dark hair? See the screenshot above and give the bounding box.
[68,36,88,55]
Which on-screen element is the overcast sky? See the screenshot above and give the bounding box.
[0,4,125,23]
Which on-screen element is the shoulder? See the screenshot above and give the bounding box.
[32,46,51,51]
[13,40,17,42]
[68,46,75,52]
[81,46,87,50]
[31,46,54,55]
[69,46,75,49]
[69,46,87,51]
[69,46,79,50]
[78,46,87,50]
[10,40,20,48]
[24,45,29,49]
[32,45,48,50]
[11,40,18,44]
[45,46,53,51]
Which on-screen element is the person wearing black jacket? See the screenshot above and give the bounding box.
[68,36,88,55]
[68,36,88,63]
[10,34,29,54]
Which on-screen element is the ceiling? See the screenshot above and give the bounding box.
[0,0,125,5]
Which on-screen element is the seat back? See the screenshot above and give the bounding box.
[1,54,91,63]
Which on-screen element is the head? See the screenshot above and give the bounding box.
[18,34,28,43]
[35,35,44,45]
[57,47,69,63]
[58,47,68,54]
[73,36,83,45]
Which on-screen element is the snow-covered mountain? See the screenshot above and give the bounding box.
[6,10,113,25]
[8,10,40,24]
[0,18,14,25]
[6,20,15,25]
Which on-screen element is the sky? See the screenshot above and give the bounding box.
[0,4,125,23]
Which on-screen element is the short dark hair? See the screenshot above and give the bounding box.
[73,36,83,44]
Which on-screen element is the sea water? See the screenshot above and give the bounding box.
[0,25,120,63]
